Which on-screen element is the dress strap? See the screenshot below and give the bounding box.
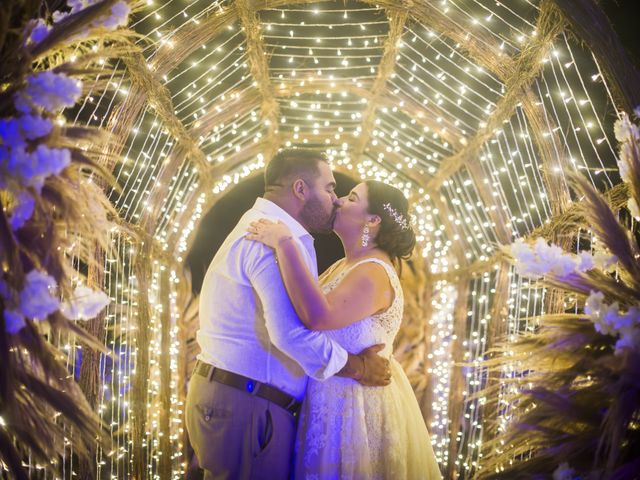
[342,258,401,301]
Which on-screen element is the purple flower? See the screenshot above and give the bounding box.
[7,146,32,177]
[4,310,26,334]
[553,462,575,480]
[601,304,623,334]
[577,251,595,271]
[1,114,52,154]
[612,306,638,331]
[61,285,110,320]
[510,238,580,279]
[46,0,129,43]
[101,2,130,30]
[550,254,578,278]
[585,292,640,353]
[20,115,53,140]
[14,72,82,114]
[68,0,86,11]
[585,291,604,317]
[52,11,70,23]
[0,119,25,147]
[7,144,71,192]
[19,270,59,320]
[32,144,71,175]
[28,19,50,44]
[615,329,640,353]
[9,190,36,231]
[510,239,535,262]
[614,114,640,143]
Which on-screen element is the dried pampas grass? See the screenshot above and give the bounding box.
[479,139,640,478]
[0,0,138,477]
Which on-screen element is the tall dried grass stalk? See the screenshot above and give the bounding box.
[532,183,629,240]
[99,6,236,223]
[76,243,109,479]
[175,273,199,469]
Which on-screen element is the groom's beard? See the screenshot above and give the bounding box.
[301,198,336,234]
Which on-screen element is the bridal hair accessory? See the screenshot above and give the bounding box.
[361,225,370,247]
[383,203,410,230]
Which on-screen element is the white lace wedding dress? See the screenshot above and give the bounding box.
[294,258,442,479]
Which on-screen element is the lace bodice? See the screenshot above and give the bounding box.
[319,257,403,358]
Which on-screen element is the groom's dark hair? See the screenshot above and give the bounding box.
[264,148,328,190]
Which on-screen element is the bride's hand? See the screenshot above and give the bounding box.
[246,219,293,249]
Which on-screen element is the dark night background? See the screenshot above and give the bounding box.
[185,0,640,295]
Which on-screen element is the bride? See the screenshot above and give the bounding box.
[246,179,442,479]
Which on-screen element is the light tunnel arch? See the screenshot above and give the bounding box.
[65,0,639,477]
[102,0,623,273]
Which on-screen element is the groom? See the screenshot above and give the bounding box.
[186,148,392,480]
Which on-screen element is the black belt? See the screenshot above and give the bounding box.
[194,360,301,415]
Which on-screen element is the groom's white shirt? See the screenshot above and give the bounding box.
[196,197,348,400]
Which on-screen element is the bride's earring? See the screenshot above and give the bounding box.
[361,225,370,247]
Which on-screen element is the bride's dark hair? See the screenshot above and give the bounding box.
[365,180,416,266]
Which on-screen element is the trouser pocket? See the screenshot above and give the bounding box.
[254,407,273,456]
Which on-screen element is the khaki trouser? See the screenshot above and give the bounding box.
[185,371,296,480]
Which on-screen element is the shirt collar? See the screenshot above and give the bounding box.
[253,197,312,240]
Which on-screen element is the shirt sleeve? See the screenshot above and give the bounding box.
[242,237,348,380]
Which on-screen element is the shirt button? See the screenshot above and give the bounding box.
[204,415,211,421]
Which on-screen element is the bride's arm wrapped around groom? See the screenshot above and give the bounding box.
[242,230,390,385]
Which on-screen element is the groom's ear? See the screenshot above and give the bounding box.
[292,178,307,200]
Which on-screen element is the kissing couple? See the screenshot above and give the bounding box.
[186,148,442,479]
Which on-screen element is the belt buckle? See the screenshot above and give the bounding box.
[246,379,261,396]
[195,360,210,379]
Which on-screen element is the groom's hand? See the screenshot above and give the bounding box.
[337,344,391,386]
[357,344,392,387]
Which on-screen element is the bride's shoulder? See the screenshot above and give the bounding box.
[348,256,399,289]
